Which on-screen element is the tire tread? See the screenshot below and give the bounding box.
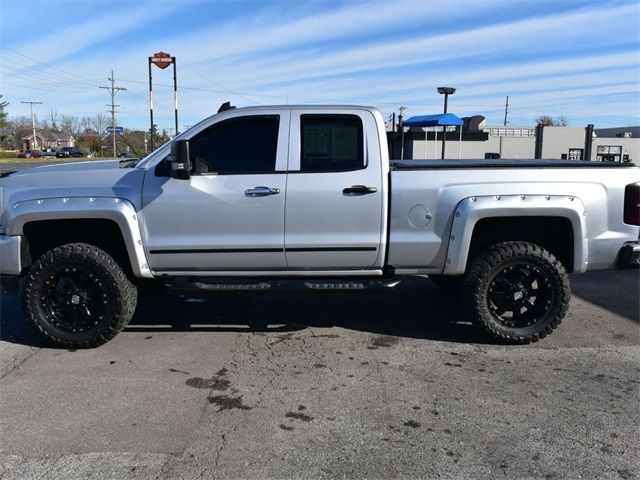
[461,241,570,344]
[23,243,137,348]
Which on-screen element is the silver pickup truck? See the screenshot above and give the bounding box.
[1,105,639,348]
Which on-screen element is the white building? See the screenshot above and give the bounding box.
[389,119,639,163]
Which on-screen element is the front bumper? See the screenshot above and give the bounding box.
[617,241,640,268]
[0,235,21,275]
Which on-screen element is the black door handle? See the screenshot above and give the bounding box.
[343,185,377,195]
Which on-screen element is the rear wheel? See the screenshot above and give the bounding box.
[23,243,137,348]
[462,241,570,344]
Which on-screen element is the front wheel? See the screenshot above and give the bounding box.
[462,241,570,344]
[23,243,137,348]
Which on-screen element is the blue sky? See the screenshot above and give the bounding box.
[1,0,639,131]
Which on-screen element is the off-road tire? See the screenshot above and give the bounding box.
[461,241,570,344]
[23,243,137,348]
[428,275,462,292]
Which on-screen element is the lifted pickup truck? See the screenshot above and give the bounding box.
[1,105,638,347]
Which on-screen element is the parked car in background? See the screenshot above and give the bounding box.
[55,147,84,158]
[118,151,135,158]
[17,150,43,159]
[41,148,57,157]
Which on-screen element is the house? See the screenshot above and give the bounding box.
[21,133,75,151]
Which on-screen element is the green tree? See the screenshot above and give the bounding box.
[0,95,8,129]
[0,95,10,147]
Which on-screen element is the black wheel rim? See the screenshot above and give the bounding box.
[487,263,553,328]
[40,266,109,332]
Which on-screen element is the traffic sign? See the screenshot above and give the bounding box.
[106,126,124,134]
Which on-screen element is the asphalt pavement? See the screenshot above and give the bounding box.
[1,270,638,480]
[0,158,113,174]
[1,159,639,479]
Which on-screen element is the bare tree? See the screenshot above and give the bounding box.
[80,116,94,133]
[47,108,58,131]
[535,115,554,126]
[535,115,569,127]
[90,113,108,135]
[60,115,80,136]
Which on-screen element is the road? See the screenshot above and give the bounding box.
[0,158,116,174]
[1,270,638,480]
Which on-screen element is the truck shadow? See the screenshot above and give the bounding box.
[3,271,636,348]
[0,277,487,347]
[126,276,489,344]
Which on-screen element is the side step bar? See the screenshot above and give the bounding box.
[164,277,403,294]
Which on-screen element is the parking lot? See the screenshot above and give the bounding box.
[1,268,638,480]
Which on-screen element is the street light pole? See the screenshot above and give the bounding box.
[437,87,456,159]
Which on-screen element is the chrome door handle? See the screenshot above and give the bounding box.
[343,185,377,195]
[245,186,280,197]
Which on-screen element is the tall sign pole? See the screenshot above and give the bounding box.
[172,56,178,138]
[149,52,178,150]
[148,58,154,150]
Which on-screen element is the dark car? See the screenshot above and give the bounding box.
[17,150,44,158]
[56,147,84,158]
[42,148,57,157]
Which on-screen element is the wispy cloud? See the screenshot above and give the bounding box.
[1,0,638,128]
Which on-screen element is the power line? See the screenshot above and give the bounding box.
[99,71,126,157]
[177,59,261,104]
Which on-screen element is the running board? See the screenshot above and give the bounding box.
[164,277,402,294]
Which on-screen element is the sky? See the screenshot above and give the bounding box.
[1,0,639,132]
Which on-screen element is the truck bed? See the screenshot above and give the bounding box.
[391,159,635,169]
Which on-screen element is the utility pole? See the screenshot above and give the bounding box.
[503,95,510,126]
[21,101,43,150]
[100,70,126,157]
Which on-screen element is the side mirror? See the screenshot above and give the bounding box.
[167,140,191,180]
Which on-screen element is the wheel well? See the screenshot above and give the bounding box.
[22,219,132,275]
[468,216,574,272]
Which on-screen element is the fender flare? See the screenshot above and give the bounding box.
[443,194,588,275]
[6,196,152,278]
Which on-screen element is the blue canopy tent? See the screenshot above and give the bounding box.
[402,113,464,160]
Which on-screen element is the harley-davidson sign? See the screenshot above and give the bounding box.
[150,52,173,69]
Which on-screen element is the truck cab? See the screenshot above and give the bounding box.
[140,106,388,274]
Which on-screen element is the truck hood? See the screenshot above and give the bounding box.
[0,160,146,212]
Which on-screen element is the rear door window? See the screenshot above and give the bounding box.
[300,114,364,172]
